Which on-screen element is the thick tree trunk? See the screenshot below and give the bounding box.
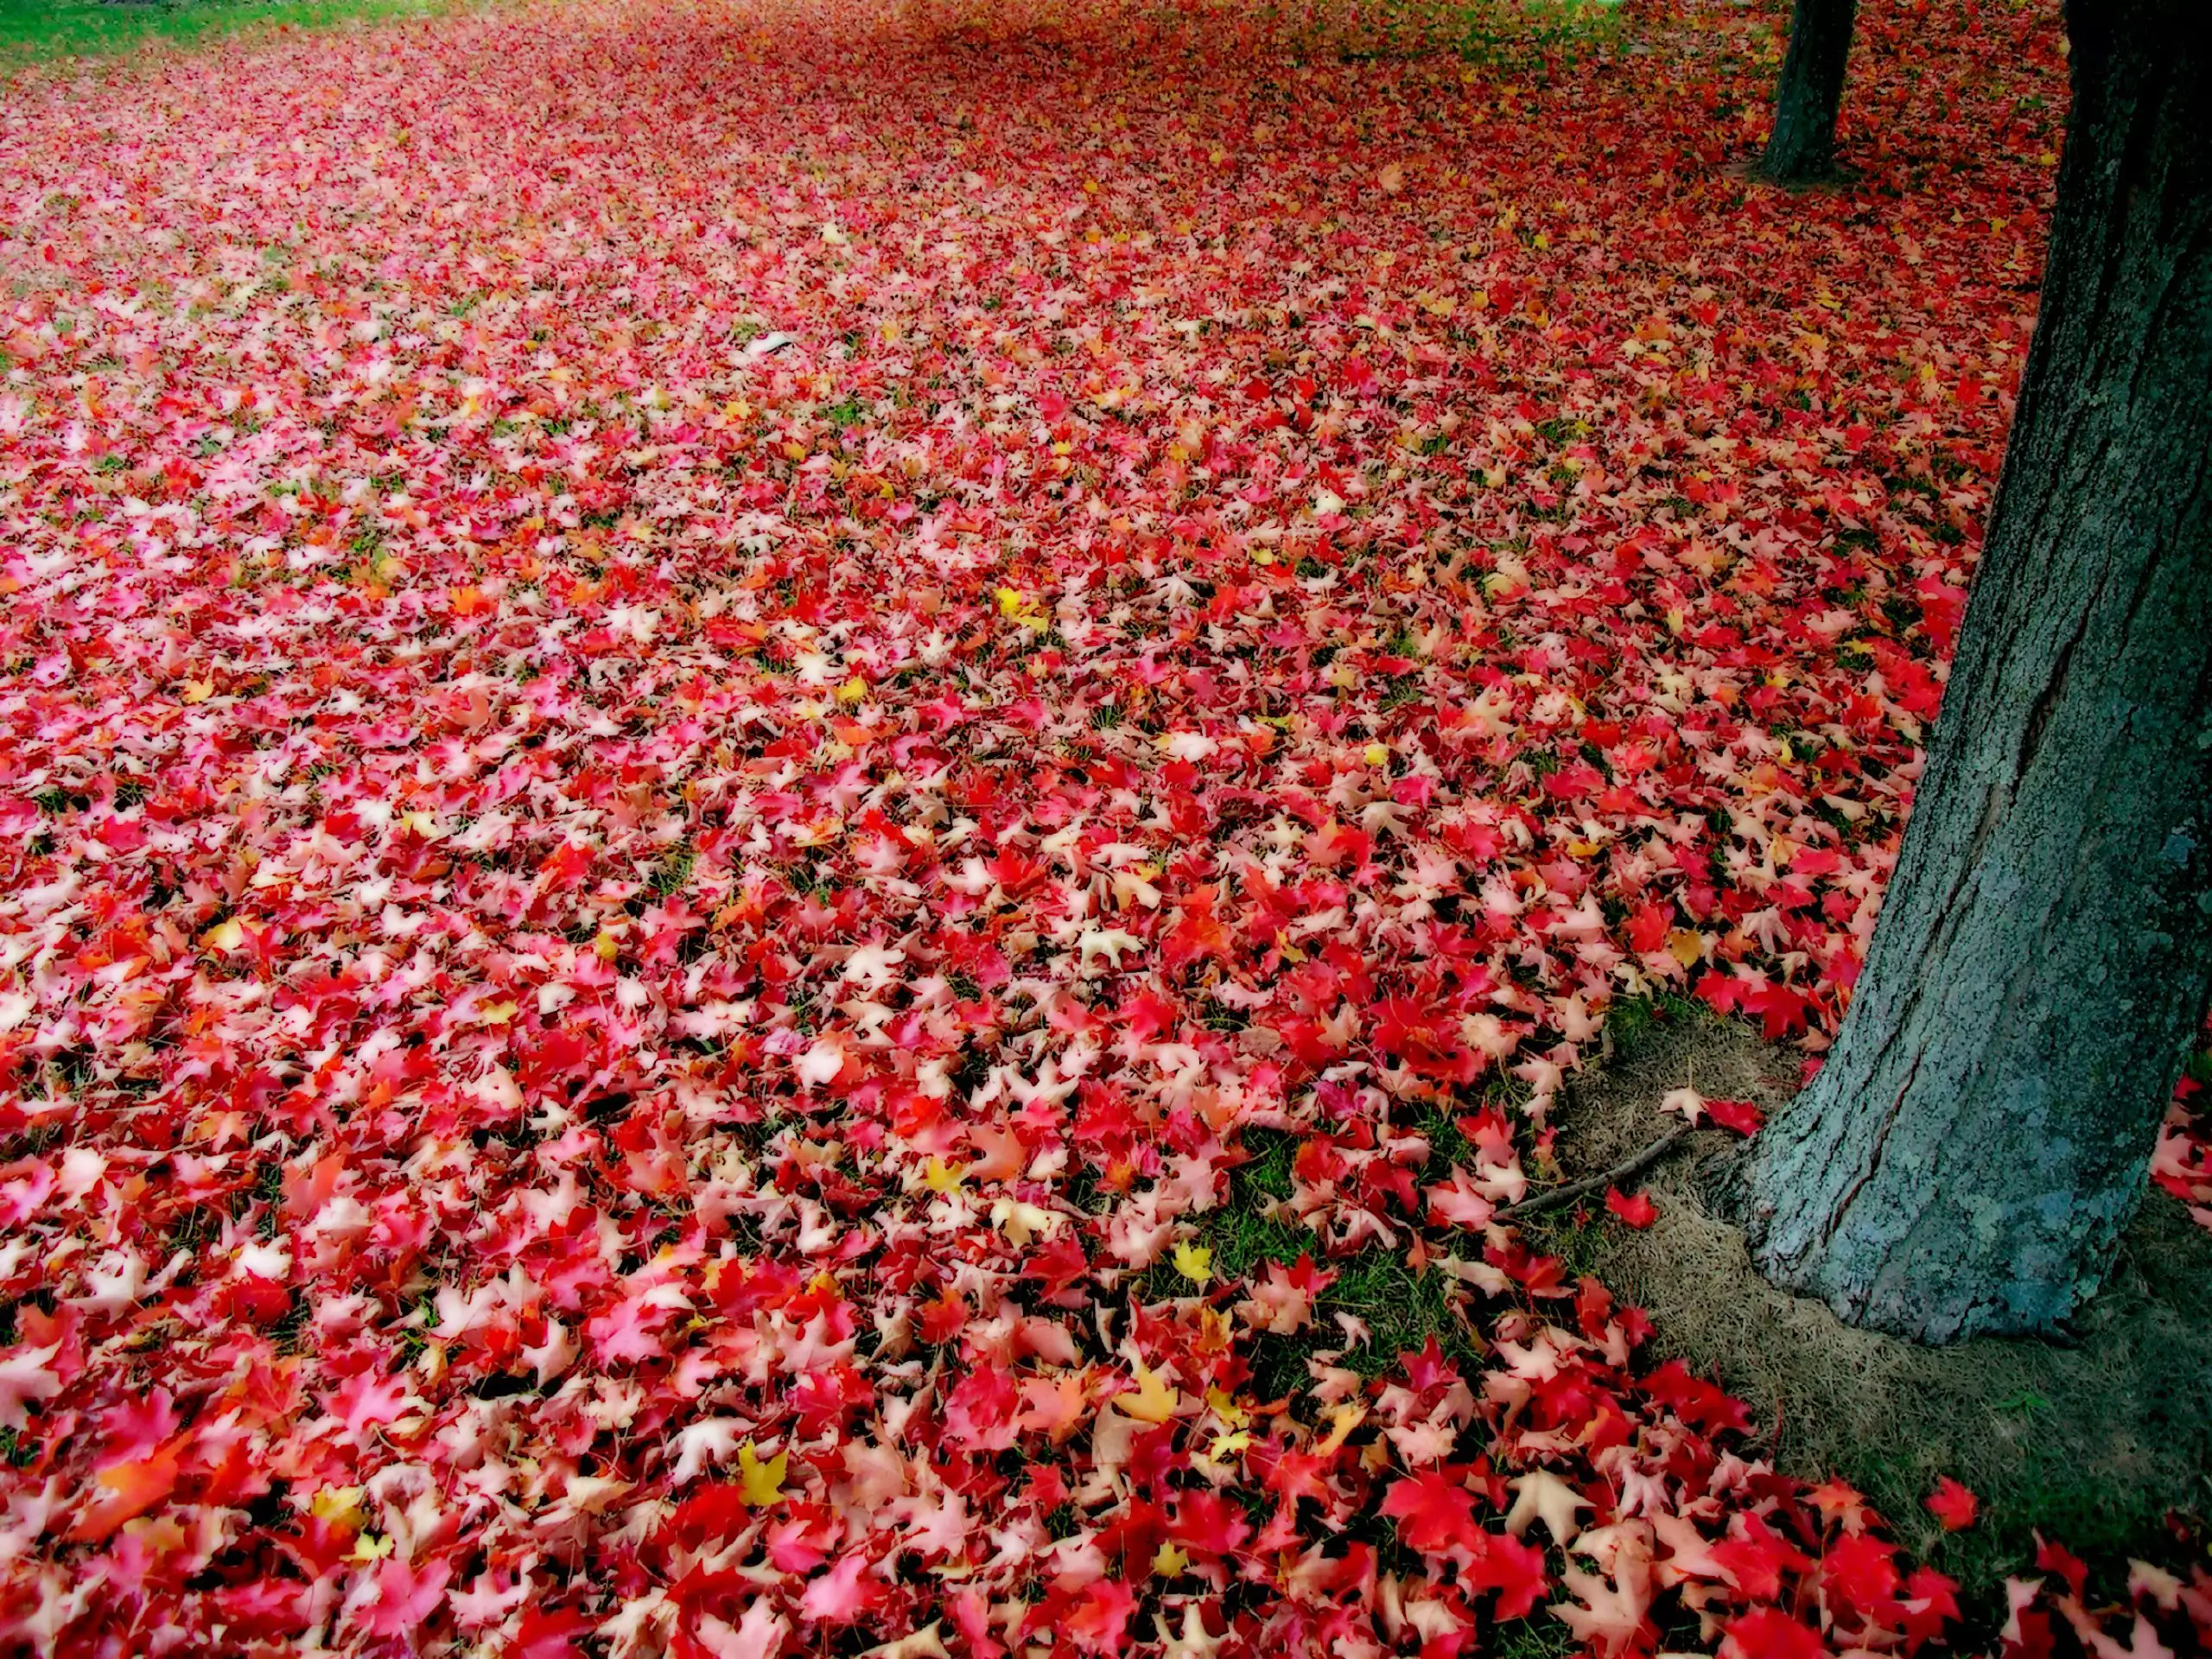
[1740,0,2212,1344]
[1757,0,1857,184]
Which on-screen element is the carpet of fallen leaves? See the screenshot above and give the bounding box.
[2,0,2209,1653]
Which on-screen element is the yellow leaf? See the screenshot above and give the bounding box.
[836,676,868,706]
[1665,930,1707,969]
[990,1198,1057,1247]
[921,1155,964,1196]
[1152,1541,1191,1578]
[738,1442,788,1507]
[1114,1363,1181,1424]
[1363,743,1389,767]
[1317,1402,1368,1453]
[181,678,215,704]
[1193,1305,1232,1354]
[479,1001,518,1026]
[348,1531,394,1563]
[203,918,245,954]
[1173,1241,1212,1285]
[1205,1388,1250,1428]
[309,1485,366,1529]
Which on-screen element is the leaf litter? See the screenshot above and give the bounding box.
[0,0,2205,1654]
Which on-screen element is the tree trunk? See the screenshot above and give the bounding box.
[1740,0,2212,1344]
[1758,0,1857,185]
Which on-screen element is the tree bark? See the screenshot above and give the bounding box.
[1757,0,1858,185]
[1740,0,2212,1344]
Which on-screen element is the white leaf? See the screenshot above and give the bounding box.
[796,1038,846,1089]
[0,1346,60,1431]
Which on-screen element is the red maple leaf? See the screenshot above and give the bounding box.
[2034,1534,2089,1599]
[1605,1186,1658,1229]
[1923,1477,1979,1532]
[1821,1530,1902,1615]
[355,1558,451,1639]
[1721,1607,1828,1659]
[798,1554,881,1625]
[1064,1579,1137,1653]
[1380,1467,1480,1555]
[1711,1513,1812,1602]
[1705,1096,1766,1135]
[1465,1529,1550,1620]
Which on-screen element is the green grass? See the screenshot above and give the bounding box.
[1266,0,1628,74]
[1133,1117,1497,1401]
[1492,1616,1580,1659]
[1455,0,1624,74]
[0,0,470,67]
[1600,989,1701,1061]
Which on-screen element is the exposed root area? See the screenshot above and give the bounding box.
[1538,1006,2212,1615]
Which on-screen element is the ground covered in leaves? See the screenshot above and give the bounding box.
[1,0,2209,1654]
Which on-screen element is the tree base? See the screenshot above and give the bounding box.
[1536,1007,2212,1615]
[1732,153,1857,191]
[1735,0,2212,1348]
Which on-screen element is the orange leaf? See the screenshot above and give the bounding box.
[966,1125,1027,1185]
[70,1446,180,1542]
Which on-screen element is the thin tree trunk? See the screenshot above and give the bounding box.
[1758,0,1858,185]
[1740,0,2212,1344]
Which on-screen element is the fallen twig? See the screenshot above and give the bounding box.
[1499,1128,1694,1221]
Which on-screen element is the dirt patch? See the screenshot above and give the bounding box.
[1533,1001,2212,1608]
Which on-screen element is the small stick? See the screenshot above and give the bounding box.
[1498,1128,1694,1221]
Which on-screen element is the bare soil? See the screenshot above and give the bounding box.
[1534,1002,2212,1607]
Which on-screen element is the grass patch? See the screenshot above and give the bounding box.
[1492,1615,1581,1659]
[1514,1204,1611,1287]
[1597,989,1700,1064]
[1266,0,1626,72]
[648,841,696,898]
[1135,1125,1481,1402]
[0,0,474,67]
[1456,0,1624,75]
